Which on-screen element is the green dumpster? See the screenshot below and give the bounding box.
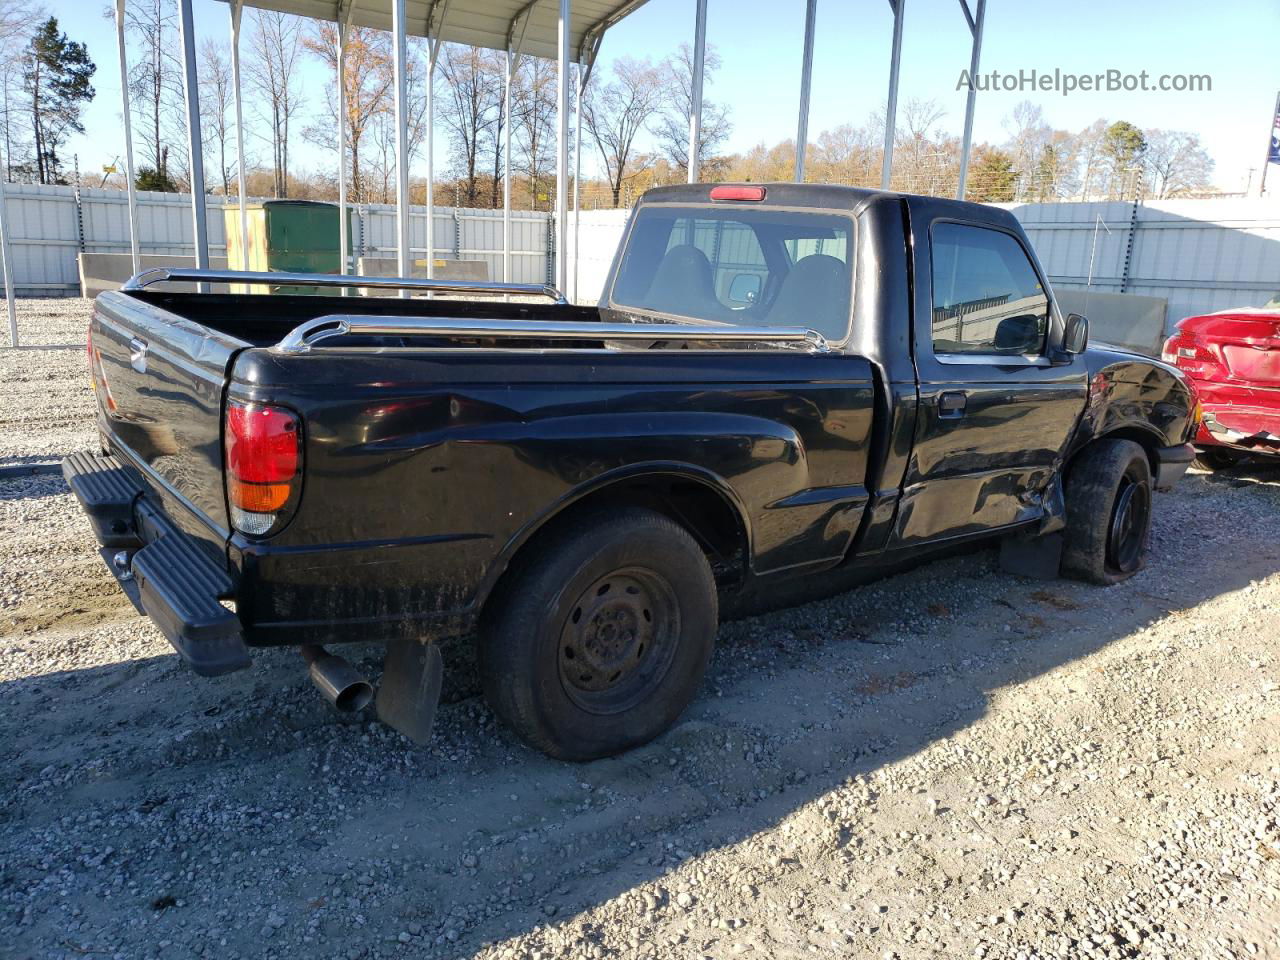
[224,200,353,294]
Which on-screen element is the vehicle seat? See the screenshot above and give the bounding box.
[643,245,723,319]
[767,254,847,336]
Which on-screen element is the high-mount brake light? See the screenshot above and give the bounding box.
[709,185,766,202]
[225,400,302,536]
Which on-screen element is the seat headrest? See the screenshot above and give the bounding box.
[767,254,848,335]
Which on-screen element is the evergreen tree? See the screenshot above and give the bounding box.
[22,17,96,184]
[968,146,1017,202]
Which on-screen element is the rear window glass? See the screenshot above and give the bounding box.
[608,206,854,339]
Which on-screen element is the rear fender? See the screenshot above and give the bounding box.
[473,461,750,613]
[472,411,870,611]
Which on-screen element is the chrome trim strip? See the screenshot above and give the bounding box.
[272,314,830,355]
[121,268,567,303]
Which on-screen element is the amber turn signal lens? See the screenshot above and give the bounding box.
[228,477,293,513]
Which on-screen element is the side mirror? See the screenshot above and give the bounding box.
[727,273,761,304]
[1063,313,1089,355]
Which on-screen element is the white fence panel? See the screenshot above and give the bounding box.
[0,183,555,296]
[1003,198,1280,330]
[573,209,630,303]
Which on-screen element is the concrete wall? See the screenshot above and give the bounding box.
[78,253,230,298]
[1055,289,1168,357]
[355,256,488,296]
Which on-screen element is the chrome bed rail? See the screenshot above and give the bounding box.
[121,268,567,303]
[273,314,831,355]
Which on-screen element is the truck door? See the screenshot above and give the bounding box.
[892,203,1088,546]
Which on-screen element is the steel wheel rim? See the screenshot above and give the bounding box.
[558,566,680,715]
[1107,473,1151,573]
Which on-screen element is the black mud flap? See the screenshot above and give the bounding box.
[376,637,444,745]
[999,531,1064,581]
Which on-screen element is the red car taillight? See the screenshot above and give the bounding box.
[1161,332,1220,372]
[225,400,302,536]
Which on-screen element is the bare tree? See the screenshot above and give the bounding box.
[438,43,502,206]
[0,0,40,177]
[513,55,555,209]
[124,0,184,189]
[1073,118,1108,200]
[199,39,234,194]
[1002,101,1048,192]
[1143,129,1213,198]
[889,98,955,194]
[302,23,391,203]
[583,56,664,207]
[247,10,305,198]
[653,42,731,178]
[809,122,879,186]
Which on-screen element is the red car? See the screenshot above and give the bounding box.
[1163,307,1280,469]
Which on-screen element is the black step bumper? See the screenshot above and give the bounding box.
[62,451,251,677]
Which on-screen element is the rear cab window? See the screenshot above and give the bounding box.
[608,206,855,341]
[930,222,1049,359]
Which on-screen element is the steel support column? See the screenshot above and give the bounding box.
[423,2,451,284]
[230,0,249,269]
[336,4,354,285]
[177,0,208,276]
[555,0,570,294]
[115,0,140,275]
[687,0,707,183]
[955,0,986,200]
[794,0,816,182]
[504,3,534,285]
[0,156,15,347]
[572,62,585,302]
[392,0,410,295]
[880,0,904,190]
[502,53,515,283]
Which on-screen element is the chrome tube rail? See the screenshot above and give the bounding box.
[273,314,831,355]
[121,268,568,303]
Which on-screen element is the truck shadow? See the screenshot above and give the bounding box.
[2,471,1278,957]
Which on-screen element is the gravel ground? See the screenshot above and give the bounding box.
[2,299,1279,960]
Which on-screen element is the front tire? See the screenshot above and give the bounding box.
[1061,439,1153,585]
[479,508,718,760]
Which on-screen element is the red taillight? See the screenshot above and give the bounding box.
[225,400,301,536]
[710,185,766,202]
[1161,333,1218,371]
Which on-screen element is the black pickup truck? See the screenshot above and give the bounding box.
[65,183,1197,760]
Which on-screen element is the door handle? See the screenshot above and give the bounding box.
[938,391,967,419]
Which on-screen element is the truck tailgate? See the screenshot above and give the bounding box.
[90,290,246,549]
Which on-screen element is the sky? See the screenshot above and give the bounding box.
[26,0,1280,193]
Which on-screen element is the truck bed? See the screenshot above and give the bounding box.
[127,289,603,348]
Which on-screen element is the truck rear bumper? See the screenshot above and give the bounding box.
[62,451,252,677]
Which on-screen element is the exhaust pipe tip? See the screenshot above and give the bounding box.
[301,646,374,713]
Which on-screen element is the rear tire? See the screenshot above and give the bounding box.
[1061,439,1153,585]
[479,508,718,761]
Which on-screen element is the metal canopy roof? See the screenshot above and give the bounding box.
[222,0,651,62]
